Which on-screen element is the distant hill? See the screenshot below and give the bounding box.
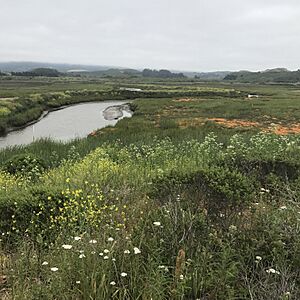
[224,68,300,83]
[0,62,113,73]
[4,61,297,83]
[69,68,141,77]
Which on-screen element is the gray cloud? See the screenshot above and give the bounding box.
[0,0,300,71]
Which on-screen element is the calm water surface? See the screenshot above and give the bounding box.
[0,100,131,149]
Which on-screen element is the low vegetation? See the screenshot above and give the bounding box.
[0,77,300,299]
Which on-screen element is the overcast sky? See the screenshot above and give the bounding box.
[0,0,299,71]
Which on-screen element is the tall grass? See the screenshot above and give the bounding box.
[0,133,299,299]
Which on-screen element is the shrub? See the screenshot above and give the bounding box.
[151,167,254,219]
[3,154,46,178]
[231,157,300,182]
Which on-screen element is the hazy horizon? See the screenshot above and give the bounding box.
[1,0,300,72]
[0,60,298,73]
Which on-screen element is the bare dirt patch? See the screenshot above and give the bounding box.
[178,118,205,128]
[173,98,195,103]
[177,116,300,135]
[271,124,300,135]
[209,118,260,128]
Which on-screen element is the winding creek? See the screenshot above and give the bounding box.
[0,100,132,149]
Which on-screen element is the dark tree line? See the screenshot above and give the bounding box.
[11,68,61,77]
[142,68,185,78]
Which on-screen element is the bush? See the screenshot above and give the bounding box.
[151,167,254,219]
[3,153,46,178]
[231,157,300,182]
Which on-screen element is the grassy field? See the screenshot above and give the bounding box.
[0,77,300,299]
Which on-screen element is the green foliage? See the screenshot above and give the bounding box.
[3,153,45,177]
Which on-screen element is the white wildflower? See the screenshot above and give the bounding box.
[41,261,48,266]
[89,239,97,244]
[104,256,109,260]
[110,281,116,286]
[158,265,169,271]
[74,236,81,241]
[266,268,280,274]
[107,237,114,242]
[153,221,161,226]
[79,254,86,259]
[103,249,110,253]
[133,247,141,254]
[62,244,72,250]
[124,249,130,254]
[50,267,58,272]
[121,272,127,277]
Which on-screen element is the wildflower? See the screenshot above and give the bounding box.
[76,281,80,284]
[91,251,96,255]
[99,252,103,256]
[266,268,280,274]
[89,239,97,244]
[103,249,110,253]
[74,236,81,241]
[153,221,161,226]
[133,247,141,254]
[79,254,86,259]
[62,244,72,250]
[279,206,287,210]
[158,265,169,272]
[179,274,184,280]
[124,250,130,254]
[107,237,114,242]
[255,256,262,261]
[120,272,127,277]
[112,258,116,262]
[50,267,59,272]
[104,256,109,260]
[42,261,49,266]
[110,281,116,286]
